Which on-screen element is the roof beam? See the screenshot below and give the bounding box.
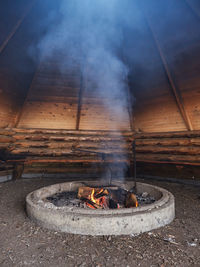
[76,67,84,130]
[126,81,135,132]
[138,5,193,131]
[121,34,135,132]
[14,65,39,127]
[185,0,200,19]
[0,0,36,55]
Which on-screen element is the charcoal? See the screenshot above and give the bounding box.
[46,188,155,208]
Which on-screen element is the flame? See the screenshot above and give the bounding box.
[78,186,138,210]
[86,202,96,209]
[89,188,108,208]
[90,189,96,204]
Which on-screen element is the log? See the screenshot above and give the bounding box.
[125,192,138,208]
[136,145,200,155]
[12,128,133,136]
[22,158,130,164]
[13,134,132,142]
[78,187,108,199]
[0,135,15,143]
[2,127,200,170]
[135,130,200,139]
[14,140,131,147]
[10,147,131,156]
[136,138,200,146]
[136,153,200,164]
[0,129,14,136]
[0,143,11,149]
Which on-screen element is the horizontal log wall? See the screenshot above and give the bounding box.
[135,130,200,180]
[1,128,200,180]
[0,128,133,177]
[135,131,200,165]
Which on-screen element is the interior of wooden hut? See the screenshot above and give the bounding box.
[0,0,200,182]
[1,1,200,266]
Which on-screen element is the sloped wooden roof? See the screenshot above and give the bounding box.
[0,0,200,133]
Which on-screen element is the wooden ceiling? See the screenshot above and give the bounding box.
[0,0,200,133]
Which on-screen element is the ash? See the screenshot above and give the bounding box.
[46,190,155,208]
[47,191,84,208]
[136,192,155,205]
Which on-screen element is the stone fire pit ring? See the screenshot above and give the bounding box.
[26,180,175,236]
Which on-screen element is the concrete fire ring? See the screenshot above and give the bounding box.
[26,180,175,236]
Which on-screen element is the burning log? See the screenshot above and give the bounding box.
[78,187,108,199]
[78,187,109,209]
[125,192,138,208]
[78,186,138,209]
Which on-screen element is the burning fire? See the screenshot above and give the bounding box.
[78,186,138,209]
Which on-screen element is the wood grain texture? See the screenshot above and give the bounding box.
[17,56,80,129]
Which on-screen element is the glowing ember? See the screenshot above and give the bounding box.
[77,186,138,209]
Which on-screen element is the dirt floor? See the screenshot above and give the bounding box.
[0,177,200,267]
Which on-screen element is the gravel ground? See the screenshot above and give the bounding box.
[0,177,200,267]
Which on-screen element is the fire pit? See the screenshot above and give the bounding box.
[26,180,175,236]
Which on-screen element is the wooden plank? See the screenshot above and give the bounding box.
[185,0,200,19]
[136,145,200,155]
[140,5,193,131]
[12,128,133,136]
[14,62,40,127]
[0,0,36,54]
[121,34,134,132]
[13,141,130,150]
[16,55,80,129]
[136,153,200,164]
[136,137,200,146]
[135,130,200,139]
[10,147,131,156]
[76,68,84,130]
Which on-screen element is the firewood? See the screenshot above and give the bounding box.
[125,192,138,208]
[78,187,108,199]
[78,187,94,199]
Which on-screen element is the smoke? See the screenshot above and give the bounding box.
[36,0,136,180]
[34,0,200,179]
[37,0,134,130]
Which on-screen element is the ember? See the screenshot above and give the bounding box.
[78,186,138,209]
[46,186,155,209]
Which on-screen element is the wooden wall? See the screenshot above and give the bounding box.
[17,55,81,129]
[0,0,200,181]
[125,0,200,133]
[79,78,131,131]
[0,128,133,178]
[16,53,131,131]
[144,0,200,132]
[0,0,52,128]
[1,0,200,134]
[135,130,200,180]
[1,127,200,180]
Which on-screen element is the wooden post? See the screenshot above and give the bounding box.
[12,163,24,180]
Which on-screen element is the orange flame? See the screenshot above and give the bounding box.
[88,188,108,208]
[90,189,96,204]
